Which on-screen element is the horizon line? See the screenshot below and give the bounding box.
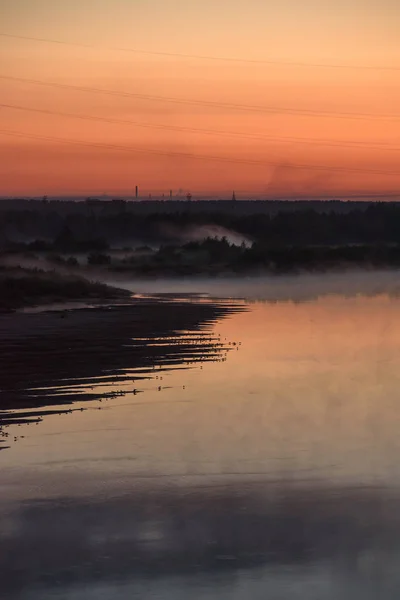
[1,194,400,202]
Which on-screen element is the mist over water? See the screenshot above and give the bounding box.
[104,269,400,303]
[157,223,252,247]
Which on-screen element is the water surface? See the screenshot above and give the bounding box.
[2,278,400,598]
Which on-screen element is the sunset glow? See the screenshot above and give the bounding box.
[1,0,399,198]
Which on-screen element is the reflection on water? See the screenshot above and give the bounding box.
[2,283,400,598]
[2,482,400,599]
[0,298,243,436]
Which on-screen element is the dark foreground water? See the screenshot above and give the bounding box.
[2,276,400,599]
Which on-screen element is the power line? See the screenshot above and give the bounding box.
[0,128,399,176]
[1,74,400,122]
[1,31,400,72]
[2,102,400,152]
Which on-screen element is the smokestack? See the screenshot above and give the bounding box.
[135,186,138,199]
[170,190,172,199]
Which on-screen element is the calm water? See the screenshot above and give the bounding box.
[2,276,400,598]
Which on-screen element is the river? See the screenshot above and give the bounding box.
[1,274,400,598]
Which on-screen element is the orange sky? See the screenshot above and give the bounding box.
[1,0,400,198]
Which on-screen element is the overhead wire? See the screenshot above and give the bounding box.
[1,128,399,176]
[1,32,400,71]
[1,102,400,151]
[1,32,399,181]
[1,75,400,121]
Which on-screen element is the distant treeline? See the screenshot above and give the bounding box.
[2,201,400,249]
[0,198,385,216]
[111,238,400,276]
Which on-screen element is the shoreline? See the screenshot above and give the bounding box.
[0,296,245,448]
[0,266,131,312]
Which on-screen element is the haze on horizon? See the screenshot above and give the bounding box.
[0,0,399,198]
